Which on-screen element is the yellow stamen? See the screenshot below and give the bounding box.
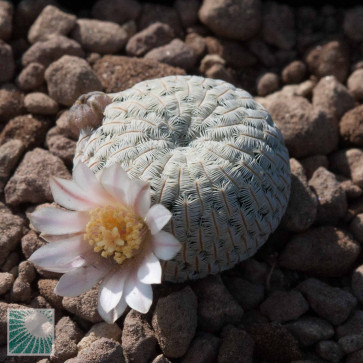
[84,205,146,264]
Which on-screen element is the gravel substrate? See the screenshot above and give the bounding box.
[0,0,363,362]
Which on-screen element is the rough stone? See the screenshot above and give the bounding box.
[347,349,363,363]
[152,286,197,358]
[298,278,357,325]
[185,33,207,60]
[340,105,363,147]
[300,154,329,180]
[46,133,76,167]
[28,5,76,43]
[199,0,261,41]
[0,40,15,82]
[341,179,362,200]
[0,1,13,41]
[344,6,363,42]
[337,310,363,339]
[45,55,102,106]
[24,92,59,115]
[339,333,363,354]
[38,279,63,310]
[316,340,344,363]
[0,272,14,295]
[279,226,361,277]
[347,69,363,101]
[4,148,70,206]
[257,72,279,96]
[181,332,220,363]
[92,0,141,24]
[16,62,45,91]
[174,0,200,28]
[282,60,307,84]
[350,214,363,244]
[0,84,25,123]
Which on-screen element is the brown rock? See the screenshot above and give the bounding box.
[62,286,103,323]
[247,39,276,67]
[56,110,79,140]
[174,0,200,28]
[122,309,157,363]
[260,290,309,323]
[22,34,85,68]
[93,55,186,93]
[347,69,363,101]
[0,1,13,41]
[76,338,124,363]
[4,148,70,206]
[16,62,45,91]
[46,132,76,167]
[0,84,25,123]
[205,64,234,83]
[308,167,348,224]
[339,333,363,354]
[316,340,344,362]
[300,154,329,180]
[71,19,129,54]
[152,355,171,363]
[350,214,363,244]
[340,105,363,147]
[24,92,59,115]
[257,72,279,96]
[38,279,63,309]
[279,226,361,277]
[218,325,254,363]
[0,140,25,192]
[341,179,362,200]
[181,333,220,363]
[0,40,14,82]
[282,60,307,84]
[298,278,357,325]
[152,286,197,358]
[199,54,225,73]
[192,275,244,333]
[91,0,141,24]
[352,265,363,304]
[199,0,261,41]
[45,55,102,106]
[28,5,76,43]
[347,349,363,363]
[305,40,350,83]
[262,2,295,50]
[336,310,363,339]
[126,22,175,57]
[344,6,363,42]
[145,39,197,71]
[0,272,14,295]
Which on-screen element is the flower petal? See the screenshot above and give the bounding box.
[54,264,109,297]
[124,272,153,314]
[152,231,182,260]
[145,204,172,235]
[132,182,150,218]
[29,235,89,273]
[50,177,98,211]
[137,252,162,284]
[100,163,133,205]
[98,295,128,324]
[30,207,88,235]
[72,162,113,205]
[99,268,128,313]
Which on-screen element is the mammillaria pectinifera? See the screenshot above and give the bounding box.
[72,75,291,283]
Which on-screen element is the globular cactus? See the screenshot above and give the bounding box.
[73,75,291,282]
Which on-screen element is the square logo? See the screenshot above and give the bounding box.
[7,309,54,356]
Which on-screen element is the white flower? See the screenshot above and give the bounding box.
[28,162,181,323]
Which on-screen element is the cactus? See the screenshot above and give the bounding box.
[73,75,291,282]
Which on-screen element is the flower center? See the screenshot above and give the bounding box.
[84,205,146,264]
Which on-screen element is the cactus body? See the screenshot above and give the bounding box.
[74,75,291,282]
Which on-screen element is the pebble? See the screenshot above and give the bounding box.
[206,64,234,83]
[300,154,329,180]
[250,323,302,362]
[347,69,363,101]
[281,158,317,232]
[199,0,261,41]
[217,325,254,363]
[56,110,79,140]
[152,355,171,363]
[340,105,363,146]
[38,279,63,310]
[145,39,198,71]
[350,215,363,244]
[257,72,279,96]
[343,6,363,42]
[1,251,18,272]
[305,40,350,83]
[347,349,363,363]
[78,322,121,351]
[352,265,363,305]
[45,55,102,106]
[223,276,264,311]
[22,34,85,68]
[316,340,344,363]
[0,40,15,82]
[0,272,14,295]
[329,149,363,188]
[298,278,357,325]
[10,261,35,303]
[16,62,45,91]
[4,148,70,206]
[181,332,220,363]
[62,286,103,323]
[339,333,363,354]
[185,33,207,60]
[71,19,129,54]
[0,84,25,123]
[75,337,124,363]
[28,5,76,43]
[152,286,197,358]
[199,54,225,74]
[282,60,307,84]
[123,309,157,363]
[174,0,200,28]
[308,167,347,224]
[24,92,59,115]
[46,132,76,167]
[126,22,175,57]
[93,55,185,93]
[0,1,13,41]
[341,179,362,200]
[192,275,244,333]
[0,140,25,192]
[0,202,26,266]
[279,226,361,277]
[92,0,141,24]
[260,290,309,323]
[285,316,334,346]
[262,2,295,50]
[336,310,363,338]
